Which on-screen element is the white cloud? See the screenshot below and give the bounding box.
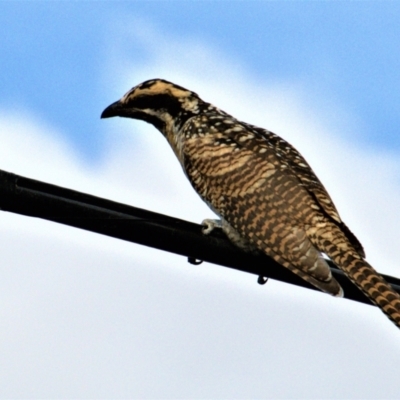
[1,20,400,398]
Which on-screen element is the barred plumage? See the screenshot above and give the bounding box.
[101,78,400,328]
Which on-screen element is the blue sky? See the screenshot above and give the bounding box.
[1,2,399,159]
[1,2,400,398]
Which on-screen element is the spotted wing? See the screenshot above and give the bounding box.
[249,125,365,258]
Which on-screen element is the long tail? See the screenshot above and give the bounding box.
[331,251,400,328]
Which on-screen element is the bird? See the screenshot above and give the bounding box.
[101,78,400,328]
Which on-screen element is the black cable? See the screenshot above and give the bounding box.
[1,169,399,305]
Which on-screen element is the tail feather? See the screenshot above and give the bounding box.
[332,252,400,328]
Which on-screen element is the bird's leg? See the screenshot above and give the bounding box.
[202,218,265,283]
[187,220,222,265]
[201,218,222,235]
[202,218,260,255]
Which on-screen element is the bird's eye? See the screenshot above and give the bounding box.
[129,94,155,110]
[129,94,182,116]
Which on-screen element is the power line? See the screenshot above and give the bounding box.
[1,168,399,305]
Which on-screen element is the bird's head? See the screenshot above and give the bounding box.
[101,79,203,133]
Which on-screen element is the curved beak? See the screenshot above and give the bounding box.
[100,100,124,119]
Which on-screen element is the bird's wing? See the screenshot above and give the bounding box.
[248,125,365,258]
[249,125,341,220]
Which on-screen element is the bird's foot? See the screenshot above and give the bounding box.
[201,219,222,235]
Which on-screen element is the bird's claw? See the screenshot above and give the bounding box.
[201,219,222,235]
